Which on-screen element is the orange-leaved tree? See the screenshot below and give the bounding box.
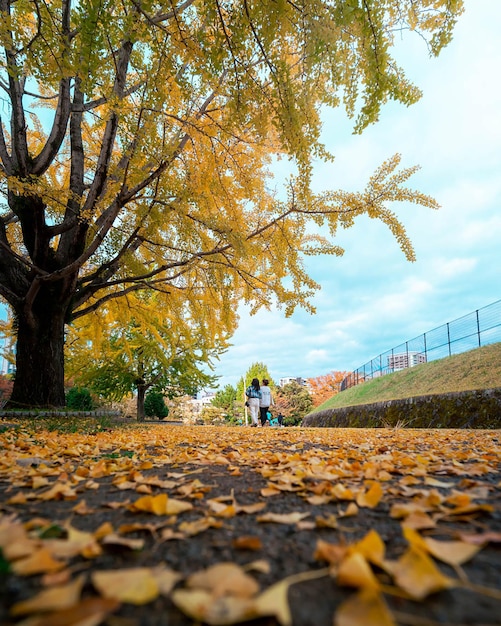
[308,371,349,408]
[0,0,462,408]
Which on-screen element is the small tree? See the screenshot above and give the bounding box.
[144,391,169,420]
[236,363,274,401]
[275,382,313,426]
[211,385,238,421]
[200,406,226,426]
[66,308,218,421]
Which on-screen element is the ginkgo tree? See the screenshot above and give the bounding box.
[65,292,223,420]
[0,0,463,408]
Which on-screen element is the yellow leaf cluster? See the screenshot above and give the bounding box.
[1,420,499,626]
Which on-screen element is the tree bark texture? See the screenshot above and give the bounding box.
[8,299,67,408]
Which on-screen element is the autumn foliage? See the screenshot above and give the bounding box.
[0,0,462,408]
[0,421,499,625]
[308,371,349,407]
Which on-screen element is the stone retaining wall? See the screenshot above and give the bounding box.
[302,388,501,429]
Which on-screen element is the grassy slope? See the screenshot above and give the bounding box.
[312,342,501,413]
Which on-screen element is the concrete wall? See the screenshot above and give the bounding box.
[303,388,501,429]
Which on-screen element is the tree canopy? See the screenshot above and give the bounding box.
[0,0,463,407]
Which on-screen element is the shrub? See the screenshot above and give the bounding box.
[66,387,94,411]
[144,391,169,419]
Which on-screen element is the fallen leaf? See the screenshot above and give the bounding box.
[401,511,437,530]
[356,482,383,509]
[424,477,452,488]
[232,535,263,551]
[254,569,329,626]
[422,537,482,566]
[12,596,120,626]
[92,567,159,604]
[387,547,455,600]
[257,512,310,525]
[12,548,66,576]
[131,493,193,516]
[334,588,396,626]
[315,514,338,529]
[337,552,380,589]
[351,530,386,567]
[178,517,222,536]
[457,531,501,545]
[260,487,281,497]
[101,533,145,550]
[332,484,355,500]
[71,500,96,515]
[151,564,183,595]
[171,588,257,625]
[314,539,347,566]
[339,502,359,517]
[10,574,86,616]
[186,562,259,598]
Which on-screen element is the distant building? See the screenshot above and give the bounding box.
[279,376,308,388]
[387,351,427,371]
[190,391,216,413]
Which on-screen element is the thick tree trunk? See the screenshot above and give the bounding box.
[7,302,67,409]
[136,385,146,422]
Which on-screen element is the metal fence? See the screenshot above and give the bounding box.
[340,299,501,391]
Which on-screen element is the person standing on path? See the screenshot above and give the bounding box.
[259,379,274,426]
[245,378,262,427]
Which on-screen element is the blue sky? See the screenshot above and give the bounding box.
[211,0,501,390]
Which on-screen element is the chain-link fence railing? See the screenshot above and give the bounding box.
[341,299,501,391]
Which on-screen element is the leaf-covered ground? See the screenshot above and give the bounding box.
[0,422,500,626]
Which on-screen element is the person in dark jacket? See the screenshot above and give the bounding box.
[245,378,261,427]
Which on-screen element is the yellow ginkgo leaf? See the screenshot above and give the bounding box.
[92,567,159,604]
[93,521,114,539]
[257,512,310,525]
[253,578,292,626]
[402,526,427,551]
[254,569,329,626]
[389,547,455,600]
[234,501,267,515]
[187,562,259,598]
[337,552,380,589]
[151,565,183,595]
[133,493,168,515]
[11,547,66,576]
[17,597,121,626]
[351,530,386,567]
[332,484,355,500]
[101,533,144,551]
[178,517,223,537]
[315,514,338,529]
[172,588,257,625]
[207,500,237,518]
[356,482,383,509]
[423,537,482,566]
[401,510,437,530]
[314,539,347,566]
[334,588,396,626]
[10,574,85,616]
[340,502,359,517]
[260,487,281,497]
[165,497,193,515]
